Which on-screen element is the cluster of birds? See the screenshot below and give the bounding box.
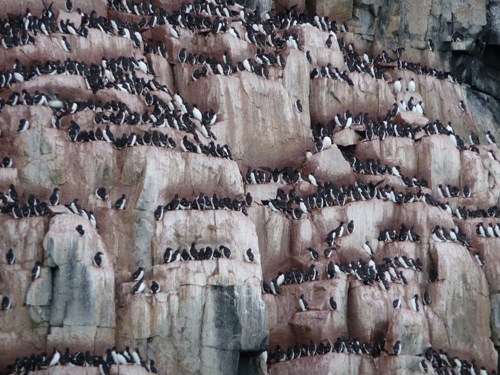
[377,224,421,243]
[475,222,500,238]
[155,192,251,219]
[268,335,396,363]
[242,166,316,185]
[345,153,430,189]
[127,267,160,295]
[263,252,424,296]
[0,185,50,218]
[431,225,470,247]
[67,120,232,159]
[162,244,255,263]
[180,48,287,81]
[421,346,495,375]
[3,346,157,374]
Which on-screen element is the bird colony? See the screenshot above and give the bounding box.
[0,0,499,374]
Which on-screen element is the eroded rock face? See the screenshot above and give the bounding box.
[0,0,499,374]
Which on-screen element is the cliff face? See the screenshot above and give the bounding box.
[0,0,499,375]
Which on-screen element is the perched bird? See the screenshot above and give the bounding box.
[95,187,107,200]
[18,119,30,133]
[410,294,420,312]
[49,188,60,206]
[75,225,85,236]
[32,261,42,280]
[150,280,160,294]
[94,252,103,267]
[1,296,12,310]
[393,299,402,309]
[131,267,145,281]
[308,247,319,260]
[393,340,402,355]
[48,348,61,367]
[486,131,498,148]
[419,359,428,373]
[295,99,303,113]
[347,220,354,234]
[115,194,127,210]
[6,248,15,264]
[328,297,337,310]
[244,248,254,263]
[299,294,309,311]
[131,280,146,294]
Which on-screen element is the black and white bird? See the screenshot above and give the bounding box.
[132,280,146,294]
[65,0,74,12]
[115,194,127,210]
[75,225,85,236]
[154,205,164,221]
[49,188,60,206]
[18,119,30,133]
[328,297,337,310]
[94,252,103,267]
[362,241,374,256]
[410,294,420,312]
[244,248,254,263]
[419,359,428,373]
[393,340,402,355]
[48,348,61,367]
[6,248,15,264]
[393,299,402,309]
[61,36,72,52]
[347,220,354,234]
[1,296,12,310]
[95,187,107,200]
[299,294,309,311]
[295,99,303,113]
[423,288,431,305]
[32,261,41,280]
[2,156,13,168]
[486,131,498,148]
[131,267,145,281]
[308,247,319,260]
[150,281,160,294]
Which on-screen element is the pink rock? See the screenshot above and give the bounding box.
[269,352,377,375]
[310,72,396,126]
[302,145,352,184]
[290,24,344,68]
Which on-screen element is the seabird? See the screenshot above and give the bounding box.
[48,348,60,367]
[393,299,402,309]
[486,131,498,148]
[18,119,30,133]
[132,280,146,294]
[94,252,103,267]
[308,247,319,260]
[328,297,337,310]
[410,294,419,312]
[32,261,41,280]
[115,194,127,210]
[393,340,402,355]
[150,281,160,294]
[244,248,254,262]
[95,187,107,200]
[295,99,303,113]
[75,225,85,236]
[61,36,72,52]
[1,296,12,310]
[131,267,145,281]
[6,248,15,264]
[299,294,309,311]
[393,78,402,93]
[407,78,416,92]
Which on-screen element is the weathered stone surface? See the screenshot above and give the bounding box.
[269,353,377,375]
[302,145,353,184]
[40,214,115,349]
[310,72,396,125]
